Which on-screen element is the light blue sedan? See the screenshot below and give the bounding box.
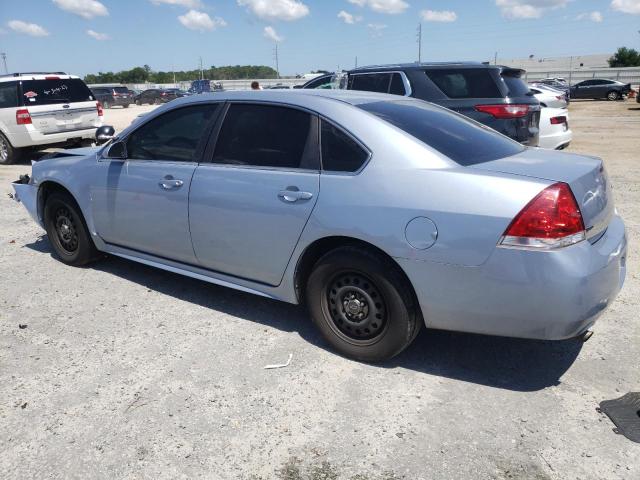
[12,90,627,361]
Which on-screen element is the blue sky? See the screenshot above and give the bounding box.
[1,0,639,76]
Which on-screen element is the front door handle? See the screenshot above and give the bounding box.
[278,188,313,202]
[159,175,184,190]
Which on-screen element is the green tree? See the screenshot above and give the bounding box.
[608,47,640,67]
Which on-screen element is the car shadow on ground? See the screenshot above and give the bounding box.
[25,236,583,393]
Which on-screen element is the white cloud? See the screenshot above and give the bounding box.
[367,22,387,37]
[237,0,310,22]
[150,0,204,8]
[263,26,283,42]
[7,20,49,37]
[52,0,108,19]
[495,0,569,19]
[86,29,110,40]
[338,10,362,24]
[348,0,409,15]
[611,0,640,14]
[420,10,457,22]
[178,10,227,31]
[577,11,603,22]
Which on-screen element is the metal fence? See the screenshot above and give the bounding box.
[128,78,304,91]
[524,67,640,88]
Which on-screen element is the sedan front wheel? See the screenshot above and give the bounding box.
[306,247,420,362]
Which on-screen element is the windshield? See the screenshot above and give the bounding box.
[20,78,94,105]
[358,100,525,166]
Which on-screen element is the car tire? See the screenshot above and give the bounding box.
[607,91,620,101]
[123,104,130,108]
[0,131,22,165]
[135,100,141,106]
[154,98,162,105]
[306,246,421,362]
[44,192,100,266]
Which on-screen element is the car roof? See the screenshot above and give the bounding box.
[348,62,517,73]
[167,88,406,108]
[0,73,80,83]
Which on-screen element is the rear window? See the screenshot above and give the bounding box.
[113,87,129,94]
[501,73,532,97]
[358,100,524,166]
[20,78,94,105]
[425,69,502,99]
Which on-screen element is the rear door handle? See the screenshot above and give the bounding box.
[159,175,184,190]
[278,189,313,202]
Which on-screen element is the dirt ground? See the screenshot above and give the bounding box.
[0,100,638,480]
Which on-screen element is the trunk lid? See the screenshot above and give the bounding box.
[472,148,613,242]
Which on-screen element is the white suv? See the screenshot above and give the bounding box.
[0,72,103,164]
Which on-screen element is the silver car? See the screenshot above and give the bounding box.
[12,90,627,362]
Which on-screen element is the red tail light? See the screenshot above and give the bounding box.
[500,182,585,249]
[161,92,167,96]
[550,116,567,125]
[475,104,530,119]
[16,109,32,125]
[96,101,104,117]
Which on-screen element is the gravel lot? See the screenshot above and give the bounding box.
[1,100,638,480]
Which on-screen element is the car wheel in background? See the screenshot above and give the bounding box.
[135,99,141,106]
[44,192,100,266]
[123,104,130,108]
[0,131,21,165]
[607,91,620,101]
[306,246,421,362]
[154,98,162,105]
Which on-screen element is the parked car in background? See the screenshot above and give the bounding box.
[189,79,211,94]
[531,79,571,96]
[164,88,190,97]
[538,107,572,150]
[134,89,180,105]
[89,85,133,109]
[570,79,631,101]
[303,63,541,146]
[529,85,568,108]
[301,74,335,89]
[12,90,626,361]
[0,72,102,164]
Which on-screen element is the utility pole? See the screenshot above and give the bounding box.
[274,43,280,79]
[355,56,358,68]
[1,53,7,74]
[569,55,573,85]
[494,52,498,65]
[416,23,422,63]
[199,57,203,80]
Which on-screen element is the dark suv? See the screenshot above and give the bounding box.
[89,86,133,109]
[303,63,540,146]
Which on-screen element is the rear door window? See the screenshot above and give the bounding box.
[388,73,407,95]
[20,78,94,105]
[358,100,524,166]
[0,82,19,108]
[349,73,392,93]
[127,104,219,162]
[425,69,502,98]
[212,104,317,170]
[320,120,369,172]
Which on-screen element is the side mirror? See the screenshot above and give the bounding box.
[105,141,127,160]
[96,125,116,145]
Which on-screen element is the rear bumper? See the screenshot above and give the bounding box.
[7,125,100,148]
[538,128,572,150]
[397,214,627,340]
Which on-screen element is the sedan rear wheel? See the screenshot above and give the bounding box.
[306,247,420,362]
[44,192,100,266]
[607,91,620,101]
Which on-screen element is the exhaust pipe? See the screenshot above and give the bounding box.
[580,330,594,342]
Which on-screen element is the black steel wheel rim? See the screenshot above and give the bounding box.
[324,271,387,345]
[54,206,79,253]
